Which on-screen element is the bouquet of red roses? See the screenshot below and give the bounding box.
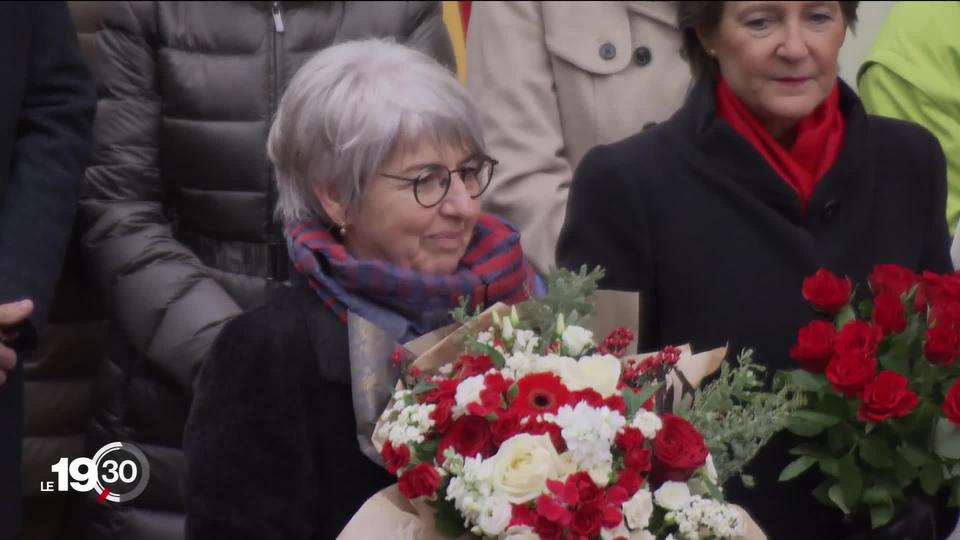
[781,264,960,528]
[371,303,747,540]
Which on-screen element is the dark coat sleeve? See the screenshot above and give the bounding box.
[403,1,456,72]
[78,1,242,390]
[0,2,95,347]
[183,309,320,540]
[919,127,953,273]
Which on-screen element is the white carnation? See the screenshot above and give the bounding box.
[654,481,691,511]
[477,494,512,536]
[454,375,487,417]
[561,325,594,356]
[631,410,663,439]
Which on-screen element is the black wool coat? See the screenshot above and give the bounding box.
[183,284,395,540]
[557,77,953,539]
[0,3,95,539]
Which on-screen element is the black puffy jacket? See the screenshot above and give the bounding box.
[78,2,453,538]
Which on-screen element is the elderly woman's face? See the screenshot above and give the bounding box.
[344,138,482,274]
[704,1,847,131]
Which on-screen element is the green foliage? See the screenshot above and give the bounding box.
[523,265,604,346]
[682,350,803,485]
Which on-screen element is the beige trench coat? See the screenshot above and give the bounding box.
[467,1,691,275]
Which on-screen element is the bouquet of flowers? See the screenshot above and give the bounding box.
[371,271,749,540]
[781,265,960,528]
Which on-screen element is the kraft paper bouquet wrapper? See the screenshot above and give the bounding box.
[340,290,765,540]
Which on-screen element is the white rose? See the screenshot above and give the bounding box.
[477,494,512,536]
[631,410,663,439]
[622,488,654,530]
[533,354,576,377]
[561,325,594,356]
[501,526,539,540]
[561,354,621,397]
[455,375,486,415]
[654,481,691,511]
[490,434,566,503]
[630,531,656,540]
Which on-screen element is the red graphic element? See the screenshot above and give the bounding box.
[97,487,111,504]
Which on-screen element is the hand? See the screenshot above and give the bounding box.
[0,299,34,386]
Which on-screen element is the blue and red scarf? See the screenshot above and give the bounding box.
[286,214,543,342]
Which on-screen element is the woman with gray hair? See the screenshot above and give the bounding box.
[182,39,542,539]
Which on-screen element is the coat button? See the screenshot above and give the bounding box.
[599,42,617,61]
[821,200,840,222]
[633,46,652,66]
[642,121,658,131]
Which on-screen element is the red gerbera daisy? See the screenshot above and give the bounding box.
[510,373,570,417]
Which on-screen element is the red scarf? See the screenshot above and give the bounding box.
[715,76,845,211]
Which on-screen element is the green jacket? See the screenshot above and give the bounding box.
[858,1,960,232]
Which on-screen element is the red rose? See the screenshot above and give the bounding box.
[789,320,837,373]
[614,469,642,496]
[931,300,960,328]
[615,427,645,451]
[490,409,523,445]
[872,292,907,335]
[869,264,920,297]
[924,272,960,304]
[430,399,454,433]
[802,269,853,314]
[650,414,708,485]
[835,321,884,357]
[436,415,493,462]
[857,370,918,422]
[570,505,602,537]
[943,378,960,427]
[380,441,410,475]
[510,373,570,418]
[924,323,960,365]
[533,516,562,540]
[398,462,440,499]
[825,352,877,397]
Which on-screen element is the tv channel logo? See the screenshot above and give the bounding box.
[41,441,150,504]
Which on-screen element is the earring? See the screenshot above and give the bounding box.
[338,223,348,236]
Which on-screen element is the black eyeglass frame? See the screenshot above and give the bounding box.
[379,156,499,208]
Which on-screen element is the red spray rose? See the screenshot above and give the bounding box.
[381,441,411,475]
[857,371,918,422]
[825,352,877,398]
[872,292,907,335]
[615,468,642,496]
[835,321,884,357]
[490,409,523,445]
[615,427,645,451]
[436,415,493,462]
[944,379,960,427]
[398,462,440,498]
[789,320,837,373]
[650,414,709,485]
[924,323,960,366]
[625,447,653,473]
[802,269,853,314]
[570,505,602,537]
[430,399,453,433]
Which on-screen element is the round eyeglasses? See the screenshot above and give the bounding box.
[380,157,498,208]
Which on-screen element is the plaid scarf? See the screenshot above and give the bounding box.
[286,214,542,342]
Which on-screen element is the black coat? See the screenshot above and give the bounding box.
[557,78,953,539]
[0,3,95,539]
[183,283,395,540]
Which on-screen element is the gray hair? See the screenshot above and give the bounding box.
[268,38,486,226]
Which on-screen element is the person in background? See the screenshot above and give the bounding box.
[558,1,953,538]
[0,3,96,539]
[183,38,541,539]
[857,1,960,245]
[466,1,691,276]
[78,3,453,539]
